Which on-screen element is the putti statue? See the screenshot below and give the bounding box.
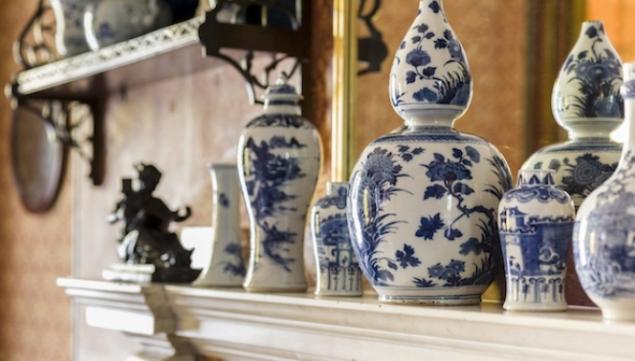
[107,163,200,283]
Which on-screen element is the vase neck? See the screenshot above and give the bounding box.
[564,119,621,140]
[518,169,555,187]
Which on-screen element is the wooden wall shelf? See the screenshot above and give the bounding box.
[14,16,214,99]
[58,277,635,361]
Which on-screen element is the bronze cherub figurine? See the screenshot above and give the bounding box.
[107,163,200,283]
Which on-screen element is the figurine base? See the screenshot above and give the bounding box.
[103,263,200,284]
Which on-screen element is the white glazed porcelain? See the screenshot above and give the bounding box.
[50,0,97,56]
[499,170,575,312]
[238,79,322,292]
[523,21,623,209]
[193,164,245,287]
[84,0,172,50]
[348,0,512,305]
[310,182,362,296]
[574,63,635,321]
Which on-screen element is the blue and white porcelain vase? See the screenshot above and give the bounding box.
[348,0,512,305]
[51,0,97,56]
[193,164,244,287]
[499,170,575,312]
[522,21,624,209]
[310,182,362,296]
[238,78,322,292]
[84,0,173,50]
[574,63,635,321]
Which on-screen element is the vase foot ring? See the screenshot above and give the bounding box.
[379,293,482,306]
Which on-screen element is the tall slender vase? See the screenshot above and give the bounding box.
[574,63,635,321]
[310,182,362,296]
[238,79,322,292]
[348,0,512,305]
[193,164,244,287]
[522,21,624,209]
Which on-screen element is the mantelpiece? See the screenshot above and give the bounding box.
[57,277,635,361]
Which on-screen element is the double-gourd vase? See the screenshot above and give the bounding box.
[522,21,624,208]
[238,79,321,292]
[348,0,512,305]
[574,63,635,321]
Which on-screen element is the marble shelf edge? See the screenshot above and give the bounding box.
[57,277,635,361]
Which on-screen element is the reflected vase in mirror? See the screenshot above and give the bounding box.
[499,170,575,312]
[574,63,635,321]
[84,0,173,51]
[347,0,512,305]
[50,0,97,56]
[310,182,362,296]
[238,78,322,292]
[522,21,624,209]
[193,164,245,287]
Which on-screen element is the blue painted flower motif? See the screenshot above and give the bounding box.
[219,193,230,208]
[395,244,421,268]
[429,1,441,13]
[221,243,245,276]
[350,147,417,286]
[558,153,617,200]
[406,48,431,68]
[243,136,307,271]
[416,213,444,240]
[560,25,623,118]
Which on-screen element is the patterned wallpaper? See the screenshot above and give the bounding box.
[0,1,72,360]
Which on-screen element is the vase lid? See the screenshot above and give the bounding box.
[264,76,302,103]
[389,0,472,128]
[552,21,624,139]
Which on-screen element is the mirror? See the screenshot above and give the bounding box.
[11,101,66,213]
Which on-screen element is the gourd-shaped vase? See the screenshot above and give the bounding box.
[574,63,635,321]
[499,170,575,312]
[348,0,512,305]
[238,79,321,292]
[310,182,362,296]
[193,164,244,287]
[51,0,98,56]
[522,21,624,209]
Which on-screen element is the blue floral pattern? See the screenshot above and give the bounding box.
[350,143,511,291]
[537,153,617,202]
[220,243,245,276]
[242,136,306,272]
[348,147,413,285]
[555,22,623,119]
[390,0,471,109]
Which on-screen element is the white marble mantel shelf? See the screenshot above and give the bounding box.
[57,278,635,361]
